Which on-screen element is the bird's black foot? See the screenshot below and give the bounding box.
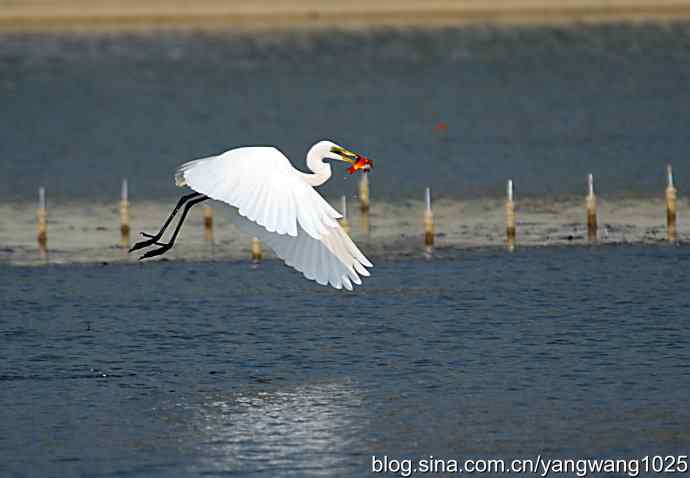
[129,193,208,260]
[129,232,166,252]
[138,242,173,260]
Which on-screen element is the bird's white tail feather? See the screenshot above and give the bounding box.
[175,156,217,187]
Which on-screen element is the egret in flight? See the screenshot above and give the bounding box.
[129,141,373,290]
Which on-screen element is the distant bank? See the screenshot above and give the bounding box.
[2,0,690,32]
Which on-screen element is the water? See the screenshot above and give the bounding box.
[2,23,690,477]
[1,246,689,477]
[2,23,690,202]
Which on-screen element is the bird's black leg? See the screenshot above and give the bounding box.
[129,192,202,253]
[138,195,208,260]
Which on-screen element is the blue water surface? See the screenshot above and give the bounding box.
[2,23,690,201]
[1,245,689,477]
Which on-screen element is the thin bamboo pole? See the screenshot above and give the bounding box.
[37,186,47,252]
[359,172,370,235]
[359,172,370,213]
[203,205,214,242]
[424,187,434,247]
[666,164,677,242]
[339,195,350,233]
[586,173,597,242]
[119,179,130,247]
[506,180,516,251]
[251,237,262,262]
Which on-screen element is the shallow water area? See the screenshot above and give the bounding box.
[1,196,688,266]
[3,20,690,477]
[2,246,690,476]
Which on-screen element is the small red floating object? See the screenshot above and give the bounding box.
[347,156,373,175]
[434,121,448,133]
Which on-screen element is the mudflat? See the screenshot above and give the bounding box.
[2,0,690,31]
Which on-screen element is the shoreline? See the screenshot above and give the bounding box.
[2,1,690,33]
[1,197,686,266]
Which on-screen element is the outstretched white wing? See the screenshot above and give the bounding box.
[175,147,372,290]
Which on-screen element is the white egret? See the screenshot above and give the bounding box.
[130,140,373,290]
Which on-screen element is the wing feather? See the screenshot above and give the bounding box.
[176,146,372,289]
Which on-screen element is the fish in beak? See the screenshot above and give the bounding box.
[331,146,374,174]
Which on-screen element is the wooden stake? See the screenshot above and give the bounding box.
[359,210,370,235]
[424,187,434,247]
[119,179,130,247]
[359,172,370,235]
[359,172,370,213]
[37,187,47,251]
[203,205,214,241]
[339,195,350,233]
[586,173,598,242]
[506,180,516,250]
[666,164,677,242]
[251,237,262,262]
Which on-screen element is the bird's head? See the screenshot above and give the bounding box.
[326,143,373,174]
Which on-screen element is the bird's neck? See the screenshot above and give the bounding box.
[303,146,332,187]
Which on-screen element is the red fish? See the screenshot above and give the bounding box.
[347,156,373,175]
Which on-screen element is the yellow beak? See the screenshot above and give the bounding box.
[332,146,359,164]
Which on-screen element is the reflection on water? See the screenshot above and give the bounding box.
[506,235,515,252]
[188,383,367,475]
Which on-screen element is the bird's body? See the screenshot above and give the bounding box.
[131,141,373,290]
